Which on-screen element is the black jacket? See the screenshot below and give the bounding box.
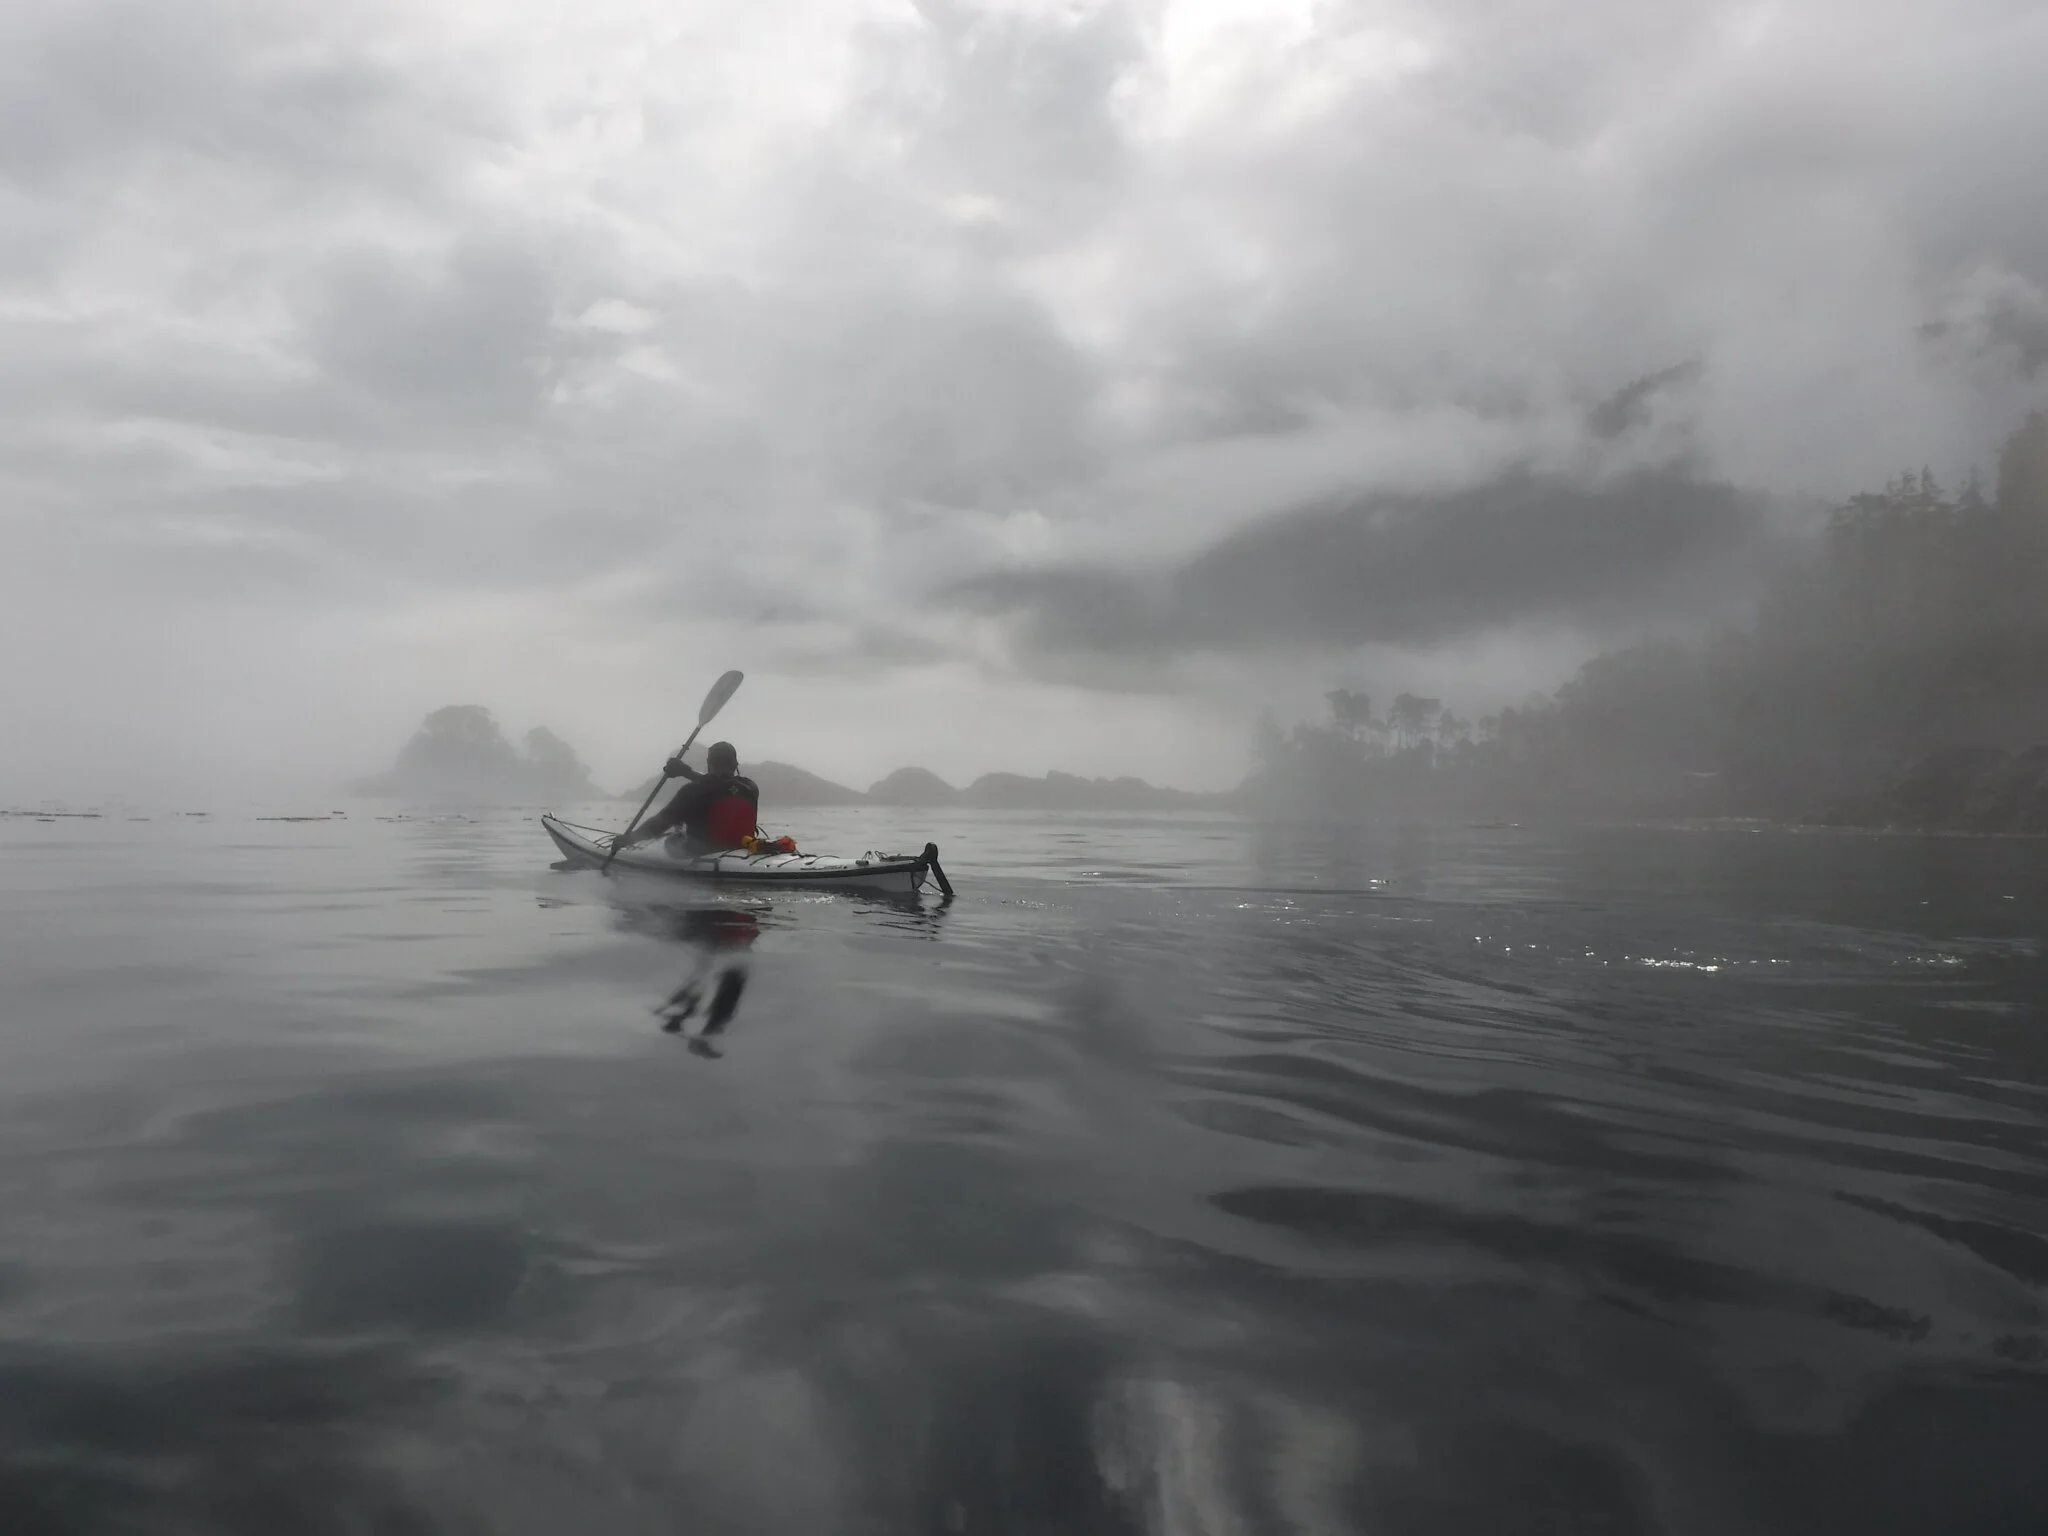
[641,772,759,847]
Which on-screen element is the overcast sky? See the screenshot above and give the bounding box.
[4,0,2045,801]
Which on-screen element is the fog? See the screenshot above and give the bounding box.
[4,0,2046,804]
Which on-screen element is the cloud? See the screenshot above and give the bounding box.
[0,0,440,192]
[2,0,2048,797]
[304,240,567,430]
[951,464,1779,665]
[762,282,1106,508]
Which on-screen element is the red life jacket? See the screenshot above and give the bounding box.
[705,794,757,850]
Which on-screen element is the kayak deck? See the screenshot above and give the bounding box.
[542,814,941,895]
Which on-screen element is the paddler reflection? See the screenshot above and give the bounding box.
[652,906,762,1058]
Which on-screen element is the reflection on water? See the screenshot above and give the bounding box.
[0,805,2043,1532]
[650,906,761,1056]
[599,887,954,1058]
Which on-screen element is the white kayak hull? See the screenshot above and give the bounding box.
[542,814,936,896]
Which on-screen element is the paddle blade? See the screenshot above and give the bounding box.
[698,669,744,726]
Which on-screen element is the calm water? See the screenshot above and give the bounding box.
[2,804,2045,1534]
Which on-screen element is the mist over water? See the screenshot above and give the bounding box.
[3,805,2044,1533]
[8,3,2048,1530]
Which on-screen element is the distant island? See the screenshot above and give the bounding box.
[621,762,1237,812]
[347,705,607,804]
[352,709,1234,812]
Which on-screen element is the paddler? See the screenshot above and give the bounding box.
[611,741,760,854]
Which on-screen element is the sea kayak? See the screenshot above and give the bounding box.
[541,814,945,896]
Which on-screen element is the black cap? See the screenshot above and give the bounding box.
[707,741,738,770]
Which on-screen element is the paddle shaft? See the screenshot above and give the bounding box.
[599,722,708,874]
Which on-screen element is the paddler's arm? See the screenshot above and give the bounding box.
[616,762,701,847]
[618,779,706,846]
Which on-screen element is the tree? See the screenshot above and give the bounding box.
[1252,710,1287,773]
[1387,693,1441,751]
[1324,688,1374,739]
[1996,411,2048,527]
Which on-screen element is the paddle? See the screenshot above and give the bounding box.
[600,670,745,874]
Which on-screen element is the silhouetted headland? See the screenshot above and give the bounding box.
[354,711,1230,811]
[1824,747,2048,834]
[624,763,1234,811]
[347,706,606,804]
[1249,414,2048,834]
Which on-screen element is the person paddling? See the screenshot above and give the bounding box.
[611,741,759,854]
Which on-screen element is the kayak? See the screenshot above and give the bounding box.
[541,814,946,896]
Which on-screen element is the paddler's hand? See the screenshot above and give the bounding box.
[663,755,701,781]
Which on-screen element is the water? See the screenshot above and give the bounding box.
[2,804,2045,1534]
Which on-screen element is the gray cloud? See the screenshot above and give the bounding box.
[2,0,2047,798]
[306,242,563,428]
[1589,364,1705,441]
[0,0,479,198]
[769,284,1105,509]
[952,465,1779,664]
[881,0,1140,214]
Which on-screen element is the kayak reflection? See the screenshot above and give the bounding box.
[647,905,763,1058]
[583,883,955,1056]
